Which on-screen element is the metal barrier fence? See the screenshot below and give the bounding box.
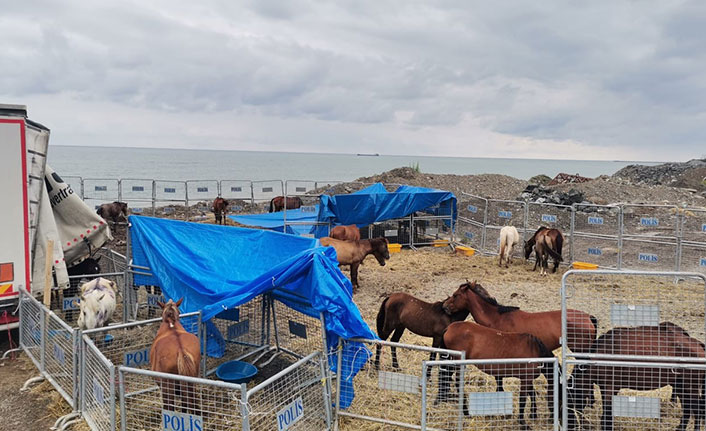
[81,312,203,431]
[422,357,560,431]
[563,358,706,431]
[334,338,464,429]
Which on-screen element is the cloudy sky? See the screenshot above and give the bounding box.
[2,1,704,161]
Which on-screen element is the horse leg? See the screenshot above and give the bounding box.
[600,390,615,431]
[389,327,405,370]
[350,262,360,292]
[499,242,505,267]
[374,324,394,371]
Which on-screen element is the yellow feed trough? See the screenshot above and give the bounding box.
[433,239,450,247]
[455,245,475,256]
[388,243,402,253]
[572,261,599,270]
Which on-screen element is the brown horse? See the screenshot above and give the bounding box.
[567,322,705,431]
[212,196,229,225]
[443,281,598,353]
[97,201,128,226]
[150,298,201,414]
[440,321,561,429]
[269,196,302,212]
[330,224,361,241]
[374,292,469,373]
[319,237,390,292]
[524,227,564,275]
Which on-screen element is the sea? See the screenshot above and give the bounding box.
[48,145,660,182]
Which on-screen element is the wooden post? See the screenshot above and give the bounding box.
[43,239,54,307]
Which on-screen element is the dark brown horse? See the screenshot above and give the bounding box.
[150,298,201,414]
[374,292,469,373]
[440,321,561,430]
[567,322,705,431]
[319,237,390,292]
[212,196,229,225]
[269,196,302,212]
[97,201,128,225]
[443,281,598,353]
[330,224,361,241]
[524,226,564,275]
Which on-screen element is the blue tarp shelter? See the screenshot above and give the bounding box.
[227,183,457,237]
[129,215,377,407]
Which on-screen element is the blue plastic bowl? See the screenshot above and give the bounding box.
[216,360,258,384]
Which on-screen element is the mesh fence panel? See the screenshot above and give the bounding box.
[63,175,84,199]
[220,180,253,206]
[247,351,331,431]
[44,310,77,407]
[83,178,120,210]
[120,179,155,216]
[622,204,680,238]
[82,335,115,431]
[252,180,284,204]
[424,358,559,431]
[680,242,706,273]
[335,338,463,429]
[565,359,706,431]
[19,289,44,370]
[272,297,326,360]
[120,367,244,431]
[484,200,526,254]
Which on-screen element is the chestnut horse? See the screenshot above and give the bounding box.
[440,321,561,430]
[330,224,361,241]
[443,281,598,353]
[319,237,390,291]
[374,292,469,374]
[97,201,128,225]
[268,196,302,212]
[150,298,201,414]
[524,227,564,275]
[567,322,705,431]
[212,196,229,225]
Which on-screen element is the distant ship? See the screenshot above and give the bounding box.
[357,153,380,156]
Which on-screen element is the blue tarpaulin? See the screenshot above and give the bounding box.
[229,205,319,236]
[129,216,376,407]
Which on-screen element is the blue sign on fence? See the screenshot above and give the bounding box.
[53,343,65,366]
[277,397,304,431]
[700,258,706,267]
[62,297,80,310]
[162,410,203,431]
[227,320,250,340]
[588,216,604,225]
[132,186,145,192]
[231,186,242,192]
[464,232,474,239]
[147,294,166,308]
[541,214,557,223]
[262,187,273,193]
[196,187,208,193]
[164,187,176,193]
[498,210,512,219]
[124,347,150,367]
[638,253,659,263]
[640,217,659,227]
[93,378,104,404]
[94,185,107,192]
[588,247,602,256]
[289,320,307,339]
[466,205,478,213]
[300,205,317,213]
[132,207,143,214]
[702,224,706,232]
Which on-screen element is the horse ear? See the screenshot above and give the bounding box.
[157,301,165,309]
[175,297,183,307]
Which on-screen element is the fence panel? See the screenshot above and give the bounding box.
[573,204,621,238]
[679,241,706,273]
[247,351,332,431]
[621,204,679,238]
[154,180,187,219]
[19,289,44,370]
[272,296,326,360]
[336,338,463,430]
[44,310,78,408]
[620,237,679,271]
[282,187,322,238]
[252,180,284,204]
[681,208,706,244]
[570,235,620,268]
[220,180,253,209]
[564,358,706,431]
[484,200,526,255]
[363,218,412,246]
[412,216,453,247]
[63,175,84,199]
[206,295,269,375]
[120,178,154,216]
[81,335,115,431]
[455,193,487,251]
[423,358,559,431]
[83,178,120,210]
[561,270,706,361]
[120,366,244,431]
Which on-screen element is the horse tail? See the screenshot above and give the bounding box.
[376,296,390,336]
[555,232,564,259]
[268,198,275,213]
[177,350,198,377]
[589,314,599,335]
[543,236,563,262]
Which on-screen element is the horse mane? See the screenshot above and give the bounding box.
[466,282,520,314]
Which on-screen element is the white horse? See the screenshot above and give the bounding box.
[77,277,118,330]
[498,226,520,268]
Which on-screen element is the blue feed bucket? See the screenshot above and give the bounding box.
[216,360,258,384]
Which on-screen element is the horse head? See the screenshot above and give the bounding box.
[443,282,475,314]
[523,240,534,260]
[117,201,128,216]
[371,237,390,266]
[158,298,184,329]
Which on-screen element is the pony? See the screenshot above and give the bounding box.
[318,237,390,292]
[77,277,117,330]
[524,227,563,275]
[212,196,229,225]
[268,196,302,212]
[330,225,361,242]
[374,292,469,375]
[150,298,201,414]
[443,281,598,353]
[567,322,705,431]
[498,225,520,268]
[440,321,561,430]
[97,201,128,225]
[64,256,102,320]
